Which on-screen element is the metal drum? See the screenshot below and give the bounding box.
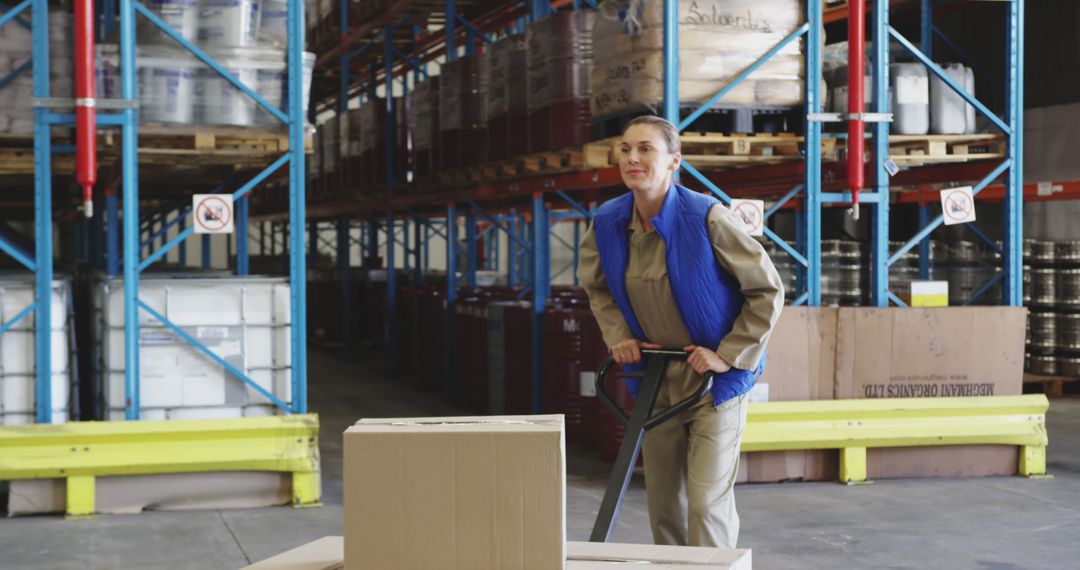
[1031,268,1057,306]
[1058,268,1080,308]
[821,239,843,257]
[1029,240,1056,266]
[1028,312,1058,351]
[889,241,917,267]
[984,241,1003,264]
[889,265,920,298]
[1057,241,1080,266]
[838,265,863,300]
[1059,354,1080,378]
[838,240,862,260]
[1023,265,1032,305]
[947,266,981,305]
[1059,313,1080,351]
[1029,354,1059,376]
[946,240,979,265]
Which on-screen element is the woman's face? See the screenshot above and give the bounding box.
[618,124,681,193]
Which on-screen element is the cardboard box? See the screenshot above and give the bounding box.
[834,307,1026,478]
[905,280,950,307]
[242,538,752,570]
[567,542,751,569]
[744,307,838,483]
[344,415,566,570]
[242,537,343,570]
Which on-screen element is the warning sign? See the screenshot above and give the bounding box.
[730,199,765,237]
[193,194,234,234]
[940,186,976,226]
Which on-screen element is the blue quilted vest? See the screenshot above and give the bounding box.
[592,184,764,405]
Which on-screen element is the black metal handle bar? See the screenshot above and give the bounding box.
[594,348,715,431]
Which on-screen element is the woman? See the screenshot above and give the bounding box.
[577,115,784,549]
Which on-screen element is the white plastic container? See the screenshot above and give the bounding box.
[137,47,199,124]
[931,63,974,135]
[0,276,74,424]
[94,275,292,420]
[198,0,260,47]
[890,63,930,135]
[141,0,199,43]
[254,50,315,126]
[257,0,290,47]
[964,65,976,134]
[197,47,263,126]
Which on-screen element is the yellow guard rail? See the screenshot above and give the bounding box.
[0,414,321,518]
[741,395,1050,483]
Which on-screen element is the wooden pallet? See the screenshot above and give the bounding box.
[99,125,313,166]
[521,147,584,174]
[0,148,74,174]
[1023,372,1080,398]
[887,134,1005,166]
[435,146,586,186]
[585,132,809,169]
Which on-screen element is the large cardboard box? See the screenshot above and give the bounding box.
[834,307,1027,478]
[743,307,839,483]
[243,537,344,570]
[567,541,752,569]
[243,538,752,570]
[343,415,566,570]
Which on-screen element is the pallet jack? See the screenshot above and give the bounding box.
[590,348,715,542]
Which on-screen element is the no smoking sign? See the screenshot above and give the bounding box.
[940,186,976,226]
[730,199,765,237]
[193,194,234,234]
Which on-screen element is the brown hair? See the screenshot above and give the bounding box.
[622,115,681,154]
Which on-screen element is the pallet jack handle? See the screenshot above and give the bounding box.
[594,349,715,432]
[590,348,715,543]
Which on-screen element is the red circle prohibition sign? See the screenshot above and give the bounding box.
[733,201,762,231]
[195,196,232,232]
[943,189,973,223]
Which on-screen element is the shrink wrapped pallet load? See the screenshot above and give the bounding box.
[357,98,387,190]
[339,107,362,191]
[590,0,804,119]
[0,13,72,133]
[408,77,440,182]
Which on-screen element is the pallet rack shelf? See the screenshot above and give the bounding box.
[0,0,311,424]
[248,0,1026,414]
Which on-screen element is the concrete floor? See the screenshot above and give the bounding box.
[2,346,1079,570]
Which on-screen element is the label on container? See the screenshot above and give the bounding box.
[579,371,597,397]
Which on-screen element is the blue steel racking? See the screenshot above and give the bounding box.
[0,0,311,422]
[276,0,1023,412]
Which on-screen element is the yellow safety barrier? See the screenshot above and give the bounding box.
[742,395,1050,483]
[0,414,322,519]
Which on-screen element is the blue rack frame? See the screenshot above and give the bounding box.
[0,0,311,422]
[303,0,1024,413]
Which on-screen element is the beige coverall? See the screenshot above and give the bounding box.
[577,200,784,548]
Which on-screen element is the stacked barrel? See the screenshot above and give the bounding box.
[526,10,595,152]
[440,56,488,169]
[485,35,530,160]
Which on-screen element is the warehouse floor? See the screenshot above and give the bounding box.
[2,346,1078,570]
